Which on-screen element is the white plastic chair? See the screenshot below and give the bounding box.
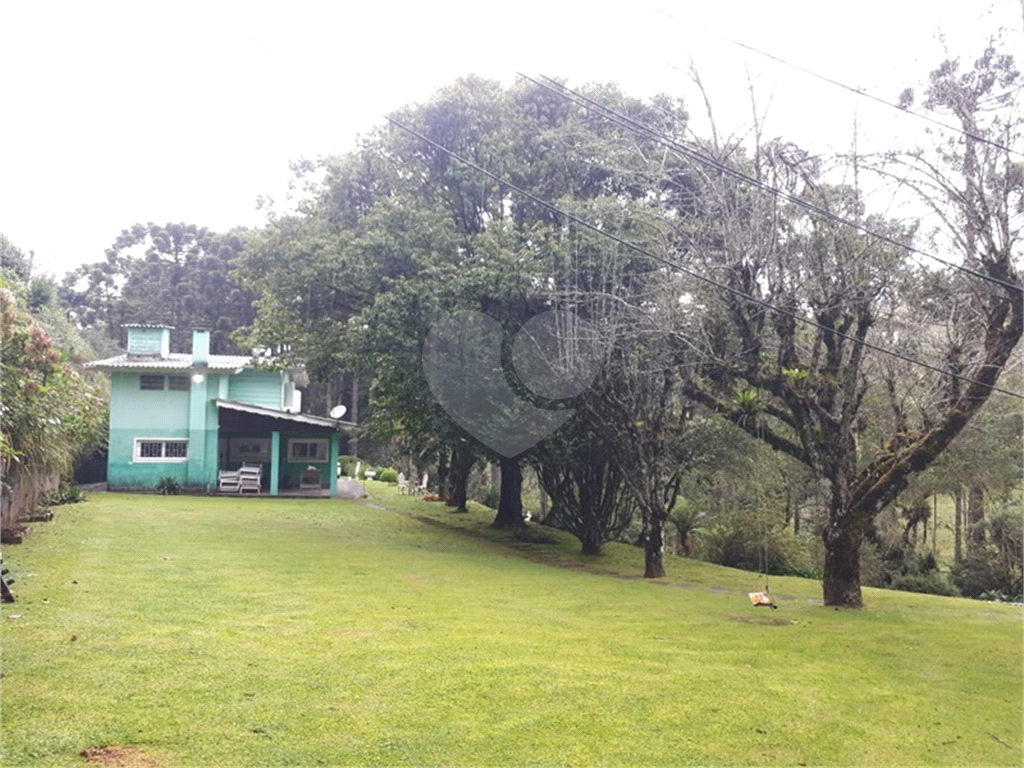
[238,463,262,494]
[218,469,240,493]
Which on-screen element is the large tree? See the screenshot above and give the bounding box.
[666,47,1022,606]
[237,76,692,529]
[61,222,255,353]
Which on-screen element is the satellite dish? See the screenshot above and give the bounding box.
[329,405,347,419]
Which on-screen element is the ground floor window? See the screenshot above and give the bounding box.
[134,438,188,462]
[286,438,328,462]
[229,437,270,463]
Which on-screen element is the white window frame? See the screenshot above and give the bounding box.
[133,438,189,462]
[229,437,271,463]
[286,438,329,463]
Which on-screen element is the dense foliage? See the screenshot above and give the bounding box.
[0,286,107,525]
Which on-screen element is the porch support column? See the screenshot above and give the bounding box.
[329,431,339,499]
[270,431,281,497]
[187,372,210,489]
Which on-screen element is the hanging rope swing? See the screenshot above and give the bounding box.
[748,520,778,610]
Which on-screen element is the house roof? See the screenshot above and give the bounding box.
[85,353,253,371]
[215,399,357,431]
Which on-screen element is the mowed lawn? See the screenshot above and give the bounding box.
[1,490,1020,767]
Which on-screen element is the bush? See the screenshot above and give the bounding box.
[378,468,398,483]
[951,549,1021,599]
[337,455,360,478]
[156,477,181,495]
[39,479,86,507]
[887,572,960,597]
[699,523,819,578]
[978,589,1023,603]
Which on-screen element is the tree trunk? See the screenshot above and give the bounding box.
[967,481,985,548]
[349,374,359,457]
[821,516,865,608]
[675,531,692,557]
[581,527,602,555]
[446,444,473,512]
[643,515,666,578]
[436,447,449,501]
[491,457,523,528]
[954,487,964,564]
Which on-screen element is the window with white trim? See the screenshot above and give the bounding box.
[134,439,189,462]
[229,437,270,463]
[286,438,328,462]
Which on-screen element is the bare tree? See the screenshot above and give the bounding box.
[670,46,1021,607]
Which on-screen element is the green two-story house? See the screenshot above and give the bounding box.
[88,325,353,496]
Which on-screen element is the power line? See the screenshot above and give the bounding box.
[654,12,1024,160]
[525,73,1023,295]
[383,115,1022,400]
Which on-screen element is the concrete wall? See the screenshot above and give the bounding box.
[228,369,285,410]
[105,366,291,492]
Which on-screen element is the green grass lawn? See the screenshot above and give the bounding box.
[1,486,1020,767]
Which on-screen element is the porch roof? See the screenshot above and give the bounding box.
[215,399,357,432]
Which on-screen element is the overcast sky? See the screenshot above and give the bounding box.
[2,0,1020,279]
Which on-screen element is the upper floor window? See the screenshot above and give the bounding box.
[140,374,191,391]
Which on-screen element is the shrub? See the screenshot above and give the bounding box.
[156,477,181,495]
[337,455,364,478]
[378,468,398,483]
[978,589,1023,603]
[887,572,960,597]
[951,549,1021,599]
[669,501,705,557]
[39,480,86,507]
[699,523,818,578]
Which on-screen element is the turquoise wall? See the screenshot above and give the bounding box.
[126,327,169,356]
[105,367,307,492]
[228,369,284,409]
[110,372,189,430]
[107,371,218,490]
[108,427,191,489]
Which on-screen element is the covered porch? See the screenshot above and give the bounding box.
[215,399,356,498]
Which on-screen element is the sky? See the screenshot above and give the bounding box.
[2,0,1021,279]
